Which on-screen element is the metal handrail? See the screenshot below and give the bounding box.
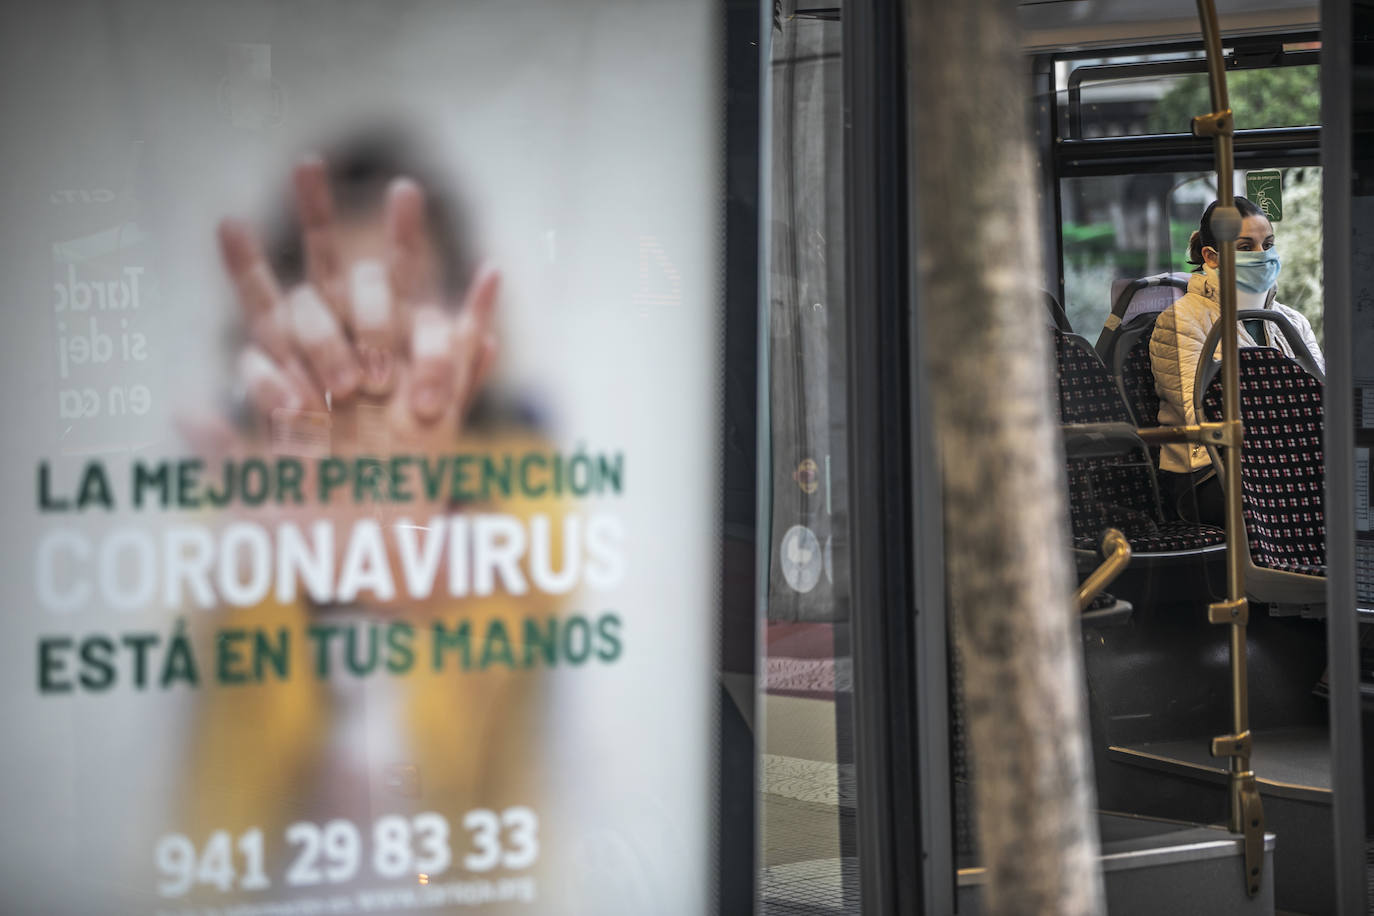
[1192,0,1266,897]
[1056,126,1321,177]
[1075,529,1132,613]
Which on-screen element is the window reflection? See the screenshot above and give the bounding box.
[759,3,859,913]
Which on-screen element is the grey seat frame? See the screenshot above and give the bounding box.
[1095,273,1190,365]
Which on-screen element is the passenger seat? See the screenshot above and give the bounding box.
[1196,311,1327,608]
[1094,272,1190,365]
[1053,329,1226,558]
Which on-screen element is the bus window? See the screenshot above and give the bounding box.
[1060,166,1323,341]
[1058,44,1319,140]
[759,7,862,913]
[1030,23,1347,912]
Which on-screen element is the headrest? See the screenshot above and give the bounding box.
[1110,272,1190,325]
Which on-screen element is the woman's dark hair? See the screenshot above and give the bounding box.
[1187,195,1267,266]
[268,127,477,301]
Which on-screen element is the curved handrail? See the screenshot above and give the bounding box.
[1075,528,1132,613]
[1045,289,1073,332]
[1094,273,1190,360]
[1194,308,1327,405]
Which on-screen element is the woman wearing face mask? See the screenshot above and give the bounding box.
[1149,195,1324,524]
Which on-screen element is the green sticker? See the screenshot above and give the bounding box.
[1246,169,1283,222]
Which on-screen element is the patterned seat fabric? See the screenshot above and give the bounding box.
[1055,330,1224,554]
[1117,313,1163,470]
[1200,347,1326,576]
[1119,316,1162,429]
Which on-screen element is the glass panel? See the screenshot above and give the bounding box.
[0,3,724,913]
[1050,127,1333,913]
[759,5,859,914]
[1060,167,1323,340]
[1058,51,1320,139]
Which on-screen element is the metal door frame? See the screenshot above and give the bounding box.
[1317,0,1367,911]
[844,0,945,912]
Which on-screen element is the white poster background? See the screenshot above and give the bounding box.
[0,2,719,913]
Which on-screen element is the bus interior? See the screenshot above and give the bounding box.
[756,0,1371,913]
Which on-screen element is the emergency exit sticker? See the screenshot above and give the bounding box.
[1247,169,1283,221]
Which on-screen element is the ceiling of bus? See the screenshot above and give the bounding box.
[1019,0,1319,52]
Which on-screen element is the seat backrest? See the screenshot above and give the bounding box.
[1095,272,1189,362]
[1200,347,1326,575]
[1113,312,1163,428]
[1056,330,1129,425]
[1112,312,1163,469]
[1044,290,1072,332]
[1117,272,1189,325]
[1053,329,1163,543]
[1196,308,1326,392]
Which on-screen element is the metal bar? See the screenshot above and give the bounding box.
[843,0,923,910]
[1133,421,1238,448]
[1059,126,1319,158]
[1193,0,1264,897]
[1033,54,1065,309]
[1050,31,1320,65]
[908,292,954,915]
[1056,421,1237,448]
[908,46,955,909]
[1055,127,1321,177]
[1074,529,1132,612]
[1059,151,1319,179]
[1318,0,1369,909]
[712,2,765,914]
[1067,47,1318,79]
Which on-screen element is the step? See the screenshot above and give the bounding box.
[956,812,1274,915]
[1109,725,1331,805]
[1108,726,1332,914]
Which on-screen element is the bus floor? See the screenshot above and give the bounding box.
[1083,596,1371,915]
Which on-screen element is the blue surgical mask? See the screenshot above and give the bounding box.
[1231,249,1281,294]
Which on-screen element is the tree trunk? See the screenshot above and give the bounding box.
[907,3,1106,914]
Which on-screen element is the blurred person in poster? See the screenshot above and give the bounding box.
[175,131,559,896]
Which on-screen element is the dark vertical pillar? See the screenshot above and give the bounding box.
[1032,54,1066,308]
[1322,0,1371,912]
[716,1,763,913]
[843,0,923,912]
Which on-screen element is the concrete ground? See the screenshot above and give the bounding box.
[758,622,860,914]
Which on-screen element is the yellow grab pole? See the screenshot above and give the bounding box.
[1193,0,1265,896]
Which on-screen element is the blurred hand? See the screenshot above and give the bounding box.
[214,156,499,455]
[178,158,505,612]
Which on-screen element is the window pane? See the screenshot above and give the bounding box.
[1060,167,1323,341]
[760,7,860,914]
[1058,53,1320,139]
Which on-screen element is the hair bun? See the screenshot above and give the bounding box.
[1187,229,1203,265]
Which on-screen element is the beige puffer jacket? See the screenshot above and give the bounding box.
[1149,270,1323,473]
